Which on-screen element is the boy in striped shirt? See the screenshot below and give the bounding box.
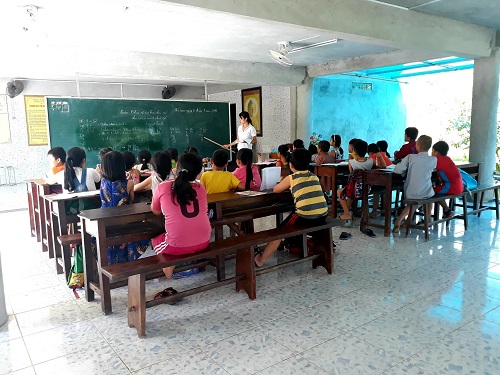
[255,148,328,267]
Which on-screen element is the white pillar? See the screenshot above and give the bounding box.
[296,77,313,144]
[469,49,499,186]
[0,253,7,326]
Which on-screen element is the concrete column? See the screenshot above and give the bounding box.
[0,253,7,326]
[296,77,313,144]
[469,49,499,186]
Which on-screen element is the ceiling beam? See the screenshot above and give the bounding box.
[307,49,449,77]
[160,0,495,58]
[1,46,306,86]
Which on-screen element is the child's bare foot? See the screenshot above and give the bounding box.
[254,254,263,268]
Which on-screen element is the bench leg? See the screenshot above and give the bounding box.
[495,188,499,220]
[423,203,431,242]
[473,192,479,215]
[302,234,308,258]
[235,246,256,300]
[478,192,485,218]
[311,228,333,274]
[433,202,439,223]
[215,255,226,281]
[82,230,95,302]
[128,274,146,338]
[405,205,414,238]
[61,244,72,281]
[462,196,468,230]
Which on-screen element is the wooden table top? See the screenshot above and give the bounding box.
[79,202,152,220]
[44,190,100,202]
[206,190,288,204]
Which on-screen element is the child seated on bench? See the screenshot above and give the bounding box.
[393,135,436,232]
[432,141,463,218]
[200,149,244,194]
[44,146,66,185]
[151,153,212,299]
[394,127,418,161]
[255,148,328,267]
[100,151,151,264]
[337,140,374,222]
[134,151,172,196]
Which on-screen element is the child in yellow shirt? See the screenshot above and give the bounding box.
[200,149,244,194]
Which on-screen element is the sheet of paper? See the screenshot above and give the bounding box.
[235,191,267,196]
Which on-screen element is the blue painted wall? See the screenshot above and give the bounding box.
[309,75,407,156]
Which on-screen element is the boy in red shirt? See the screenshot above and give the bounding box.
[432,141,463,218]
[394,127,418,161]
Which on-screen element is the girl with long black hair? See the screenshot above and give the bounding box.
[150,152,211,300]
[232,148,261,191]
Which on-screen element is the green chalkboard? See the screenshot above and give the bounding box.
[46,97,231,168]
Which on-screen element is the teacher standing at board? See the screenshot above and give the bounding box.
[223,111,257,151]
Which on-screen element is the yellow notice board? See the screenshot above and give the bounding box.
[25,95,48,145]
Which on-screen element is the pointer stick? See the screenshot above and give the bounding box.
[203,136,236,153]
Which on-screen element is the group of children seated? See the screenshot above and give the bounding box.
[42,144,268,299]
[42,125,463,298]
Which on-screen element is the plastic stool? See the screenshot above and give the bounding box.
[0,166,15,185]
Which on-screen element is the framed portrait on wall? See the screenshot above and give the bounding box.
[241,87,262,136]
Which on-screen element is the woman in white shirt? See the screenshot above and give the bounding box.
[223,111,257,151]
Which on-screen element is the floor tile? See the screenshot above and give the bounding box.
[4,367,36,375]
[227,292,303,326]
[408,319,500,374]
[3,272,62,296]
[92,312,200,372]
[255,354,328,375]
[301,333,404,374]
[16,301,87,336]
[8,285,73,314]
[0,338,32,375]
[23,321,110,365]
[1,202,500,375]
[34,347,131,375]
[351,296,472,358]
[170,309,251,345]
[382,361,426,374]
[133,349,227,375]
[202,330,294,375]
[0,315,21,343]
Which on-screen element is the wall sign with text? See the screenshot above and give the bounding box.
[25,96,48,145]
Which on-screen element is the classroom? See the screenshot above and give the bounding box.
[0,0,499,374]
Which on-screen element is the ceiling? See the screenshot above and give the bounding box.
[372,0,500,30]
[0,0,497,87]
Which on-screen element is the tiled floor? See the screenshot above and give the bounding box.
[1,184,500,374]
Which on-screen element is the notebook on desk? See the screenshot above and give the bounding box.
[260,166,281,191]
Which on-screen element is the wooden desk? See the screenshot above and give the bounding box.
[26,179,45,240]
[25,179,61,246]
[207,191,294,279]
[312,163,349,218]
[44,191,101,274]
[360,170,404,237]
[79,203,163,315]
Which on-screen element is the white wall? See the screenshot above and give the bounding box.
[0,79,204,183]
[209,86,294,153]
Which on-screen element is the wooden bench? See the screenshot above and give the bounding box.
[403,191,468,241]
[57,232,82,280]
[459,163,499,220]
[101,218,338,337]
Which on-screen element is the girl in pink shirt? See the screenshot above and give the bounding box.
[232,149,262,191]
[151,152,211,283]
